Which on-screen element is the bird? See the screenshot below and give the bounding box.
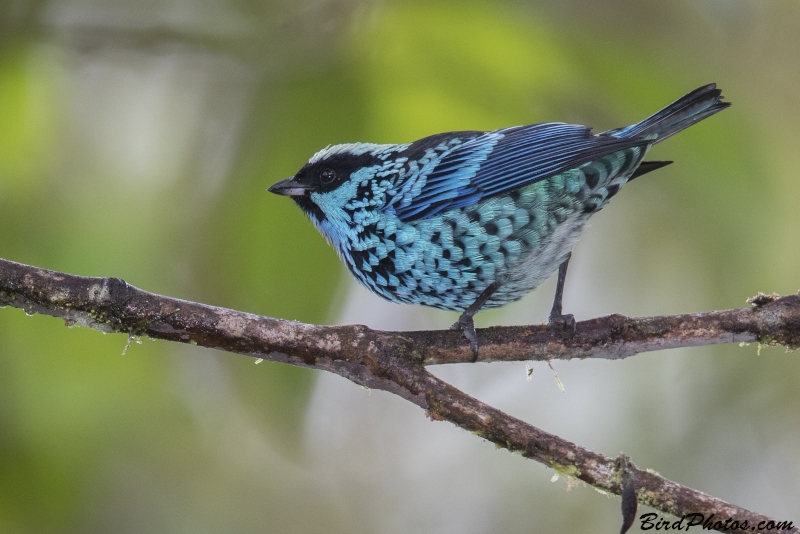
[268,84,730,360]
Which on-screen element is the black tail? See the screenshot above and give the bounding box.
[606,84,730,142]
[628,160,672,181]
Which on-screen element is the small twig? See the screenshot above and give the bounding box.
[1,257,797,533]
[617,454,638,534]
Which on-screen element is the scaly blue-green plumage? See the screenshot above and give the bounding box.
[269,84,729,348]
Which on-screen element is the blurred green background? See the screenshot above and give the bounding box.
[1,0,798,532]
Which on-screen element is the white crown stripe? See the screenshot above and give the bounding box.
[308,142,409,164]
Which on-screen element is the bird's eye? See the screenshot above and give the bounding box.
[320,168,336,184]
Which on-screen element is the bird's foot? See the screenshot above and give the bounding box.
[548,312,576,338]
[450,313,480,362]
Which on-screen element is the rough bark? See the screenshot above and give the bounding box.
[1,257,797,533]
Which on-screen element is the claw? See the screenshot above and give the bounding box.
[548,312,576,338]
[451,314,480,362]
[450,281,501,362]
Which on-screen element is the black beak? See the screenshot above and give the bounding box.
[267,177,310,197]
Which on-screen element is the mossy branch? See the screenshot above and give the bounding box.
[1,257,797,533]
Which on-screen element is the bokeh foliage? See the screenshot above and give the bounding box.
[1,0,798,532]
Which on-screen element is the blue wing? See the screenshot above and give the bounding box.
[387,122,648,222]
[384,84,728,222]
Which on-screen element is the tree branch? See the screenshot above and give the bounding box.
[1,257,797,533]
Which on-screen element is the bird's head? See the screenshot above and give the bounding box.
[268,143,403,230]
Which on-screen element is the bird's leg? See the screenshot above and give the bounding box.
[548,253,576,335]
[451,281,501,362]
